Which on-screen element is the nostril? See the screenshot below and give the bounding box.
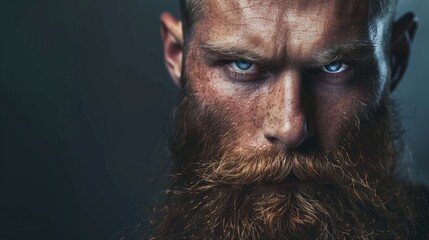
[264,122,309,148]
[265,135,278,143]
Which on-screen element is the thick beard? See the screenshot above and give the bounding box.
[149,88,416,239]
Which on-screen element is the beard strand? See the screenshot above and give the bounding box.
[149,90,416,239]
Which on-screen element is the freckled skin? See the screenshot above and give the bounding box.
[150,2,429,238]
[184,0,387,151]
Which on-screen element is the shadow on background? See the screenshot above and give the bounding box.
[1,0,428,239]
[2,0,179,239]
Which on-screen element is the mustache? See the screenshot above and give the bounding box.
[193,146,374,190]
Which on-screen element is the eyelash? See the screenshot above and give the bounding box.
[223,61,268,82]
[305,62,355,84]
[222,60,356,84]
[217,60,359,85]
[313,69,354,84]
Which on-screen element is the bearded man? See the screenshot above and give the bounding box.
[145,0,429,239]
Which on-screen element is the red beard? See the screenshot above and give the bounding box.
[149,90,417,239]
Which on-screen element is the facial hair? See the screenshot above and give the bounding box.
[149,87,416,239]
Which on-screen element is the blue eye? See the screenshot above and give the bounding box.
[232,61,253,71]
[322,61,349,73]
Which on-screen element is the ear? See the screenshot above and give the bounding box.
[390,12,418,91]
[160,13,184,87]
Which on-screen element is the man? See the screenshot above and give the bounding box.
[148,0,429,239]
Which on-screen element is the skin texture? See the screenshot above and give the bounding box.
[160,0,419,162]
[152,0,427,239]
[172,0,386,154]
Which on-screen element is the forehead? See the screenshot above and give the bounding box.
[192,0,371,61]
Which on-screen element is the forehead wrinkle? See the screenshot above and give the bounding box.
[281,1,369,58]
[204,0,292,60]
[200,0,368,29]
[211,0,277,16]
[207,0,289,26]
[194,0,372,66]
[198,2,285,59]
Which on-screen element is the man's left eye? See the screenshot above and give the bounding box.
[224,60,264,82]
[230,61,254,71]
[321,61,349,73]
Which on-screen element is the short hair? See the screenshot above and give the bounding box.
[179,0,398,40]
[178,0,203,39]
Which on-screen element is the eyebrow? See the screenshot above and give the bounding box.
[308,39,376,67]
[196,39,376,68]
[197,42,275,66]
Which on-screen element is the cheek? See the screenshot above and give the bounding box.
[186,56,267,146]
[312,85,375,148]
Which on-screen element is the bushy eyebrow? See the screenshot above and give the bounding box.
[308,39,376,67]
[197,42,274,65]
[196,39,376,68]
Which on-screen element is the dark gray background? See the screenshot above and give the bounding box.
[1,1,428,239]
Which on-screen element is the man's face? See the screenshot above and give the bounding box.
[184,0,388,153]
[153,0,418,239]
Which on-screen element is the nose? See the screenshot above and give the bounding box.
[263,70,308,148]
